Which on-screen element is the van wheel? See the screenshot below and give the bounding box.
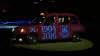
[27,33,38,45]
[72,33,80,42]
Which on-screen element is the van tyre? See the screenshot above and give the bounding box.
[72,33,80,42]
[27,33,38,45]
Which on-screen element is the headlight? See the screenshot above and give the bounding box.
[19,38,23,42]
[21,28,24,32]
[12,28,14,32]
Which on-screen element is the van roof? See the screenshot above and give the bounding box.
[46,13,77,16]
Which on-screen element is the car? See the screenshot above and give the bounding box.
[10,13,85,44]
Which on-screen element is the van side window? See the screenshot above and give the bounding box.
[44,16,56,25]
[70,16,78,24]
[58,16,69,24]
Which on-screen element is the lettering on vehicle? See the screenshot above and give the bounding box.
[59,25,69,38]
[41,25,56,40]
[72,27,84,30]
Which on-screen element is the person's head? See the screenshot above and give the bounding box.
[62,17,64,23]
[58,18,61,23]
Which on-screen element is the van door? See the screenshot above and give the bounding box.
[56,15,72,39]
[40,16,57,40]
[69,16,83,32]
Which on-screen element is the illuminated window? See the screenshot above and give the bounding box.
[40,13,45,16]
[70,16,78,24]
[58,16,68,24]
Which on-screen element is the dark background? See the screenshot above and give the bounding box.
[0,0,99,21]
[0,0,100,55]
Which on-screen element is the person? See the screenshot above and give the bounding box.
[58,18,62,23]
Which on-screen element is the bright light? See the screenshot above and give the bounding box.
[42,16,45,18]
[54,17,55,19]
[34,2,38,4]
[68,18,70,20]
[21,28,24,32]
[40,13,45,16]
[0,25,18,29]
[51,1,54,2]
[39,21,41,23]
[19,38,23,42]
[12,28,14,32]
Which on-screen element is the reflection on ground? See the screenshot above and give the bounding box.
[10,38,93,51]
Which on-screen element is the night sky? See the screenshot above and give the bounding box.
[0,0,99,23]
